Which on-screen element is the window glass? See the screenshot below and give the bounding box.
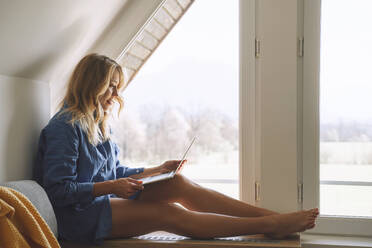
[319,0,372,217]
[112,0,239,199]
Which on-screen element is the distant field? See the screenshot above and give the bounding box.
[132,143,372,216]
[320,142,372,165]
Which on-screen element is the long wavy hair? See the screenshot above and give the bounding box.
[59,53,125,145]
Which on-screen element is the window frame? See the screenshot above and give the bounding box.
[303,0,372,236]
[239,0,256,204]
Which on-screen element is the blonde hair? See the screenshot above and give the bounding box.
[59,53,125,145]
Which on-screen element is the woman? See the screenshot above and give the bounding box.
[35,53,318,244]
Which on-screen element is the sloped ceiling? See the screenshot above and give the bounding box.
[0,0,163,84]
[0,0,127,81]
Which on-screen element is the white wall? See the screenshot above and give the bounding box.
[0,75,50,182]
[0,0,128,82]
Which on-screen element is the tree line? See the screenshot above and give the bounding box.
[112,104,238,165]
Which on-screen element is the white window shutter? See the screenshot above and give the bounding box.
[118,0,194,86]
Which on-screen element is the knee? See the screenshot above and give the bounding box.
[172,174,196,188]
[172,173,186,185]
[170,174,195,194]
[170,174,200,203]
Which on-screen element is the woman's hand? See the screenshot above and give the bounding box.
[112,178,144,199]
[159,160,187,174]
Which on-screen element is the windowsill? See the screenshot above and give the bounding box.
[302,234,372,248]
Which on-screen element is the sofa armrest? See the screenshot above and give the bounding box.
[0,180,58,237]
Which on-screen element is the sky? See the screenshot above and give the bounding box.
[320,0,372,124]
[122,0,239,121]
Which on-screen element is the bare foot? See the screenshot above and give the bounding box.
[268,208,318,239]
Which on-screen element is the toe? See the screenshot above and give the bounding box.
[307,222,315,229]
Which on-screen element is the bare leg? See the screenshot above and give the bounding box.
[138,174,277,217]
[109,198,317,239]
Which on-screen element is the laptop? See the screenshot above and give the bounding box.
[141,137,196,185]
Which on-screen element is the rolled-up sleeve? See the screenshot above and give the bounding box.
[42,121,94,207]
[113,143,144,178]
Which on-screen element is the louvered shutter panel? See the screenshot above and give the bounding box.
[118,0,194,86]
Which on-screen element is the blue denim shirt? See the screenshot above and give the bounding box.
[34,108,144,243]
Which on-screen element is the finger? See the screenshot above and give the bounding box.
[126,177,139,182]
[127,177,143,185]
[178,160,187,169]
[178,162,187,171]
[176,164,183,173]
[130,182,144,190]
[174,160,183,167]
[170,160,180,166]
[135,185,144,191]
[178,160,187,165]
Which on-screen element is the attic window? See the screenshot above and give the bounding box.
[117,0,194,85]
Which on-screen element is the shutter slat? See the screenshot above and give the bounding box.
[129,42,151,59]
[154,8,174,29]
[146,19,167,40]
[164,0,183,20]
[118,0,195,86]
[136,31,159,50]
[121,53,143,70]
[176,0,192,9]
